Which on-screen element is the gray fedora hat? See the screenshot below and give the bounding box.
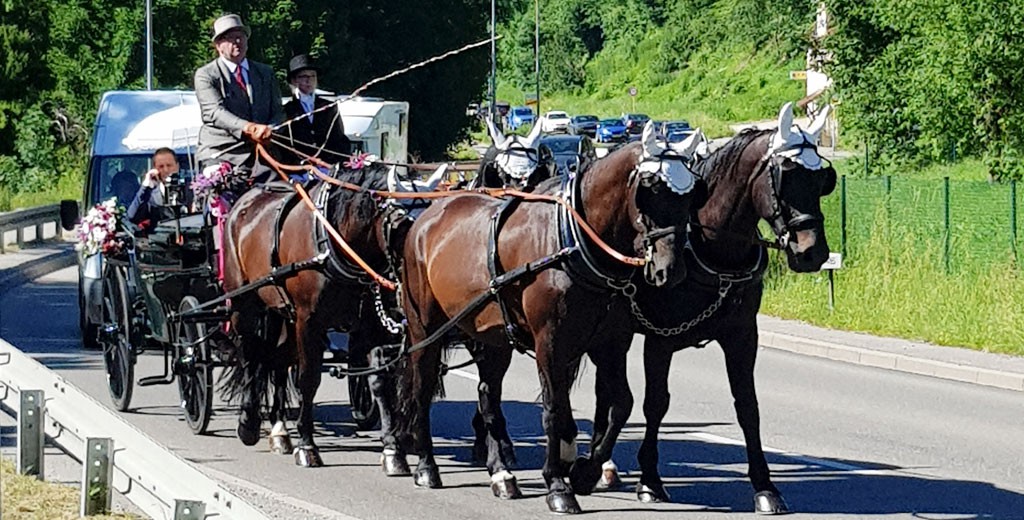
[212,14,250,42]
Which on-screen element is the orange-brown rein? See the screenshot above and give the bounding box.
[255,144,397,290]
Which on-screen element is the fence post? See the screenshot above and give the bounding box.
[81,437,114,516]
[174,499,207,520]
[1012,180,1018,266]
[864,140,869,177]
[840,175,848,257]
[944,176,951,273]
[18,389,44,479]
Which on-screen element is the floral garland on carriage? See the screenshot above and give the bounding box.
[76,197,128,257]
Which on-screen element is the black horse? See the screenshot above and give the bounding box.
[469,117,554,189]
[603,103,836,513]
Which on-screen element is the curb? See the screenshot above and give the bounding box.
[0,246,76,293]
[760,330,1024,393]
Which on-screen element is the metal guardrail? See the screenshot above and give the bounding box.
[0,339,273,520]
[0,204,61,253]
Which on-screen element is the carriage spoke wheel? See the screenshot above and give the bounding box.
[101,265,135,412]
[348,351,380,431]
[176,296,213,435]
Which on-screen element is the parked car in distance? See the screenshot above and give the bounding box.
[596,118,628,143]
[662,120,692,139]
[622,113,651,134]
[507,106,535,131]
[541,111,571,133]
[538,134,597,175]
[568,115,599,136]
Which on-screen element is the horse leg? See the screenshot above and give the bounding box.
[570,345,633,495]
[267,365,293,455]
[292,311,325,468]
[408,342,444,488]
[536,333,583,514]
[636,336,674,503]
[470,344,517,470]
[720,326,788,514]
[474,342,521,499]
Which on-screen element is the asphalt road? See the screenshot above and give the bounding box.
[2,267,1023,519]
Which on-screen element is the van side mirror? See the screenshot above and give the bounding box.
[60,199,80,231]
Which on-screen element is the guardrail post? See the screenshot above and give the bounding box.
[15,225,24,248]
[18,389,44,479]
[174,499,206,520]
[36,221,44,242]
[81,437,114,515]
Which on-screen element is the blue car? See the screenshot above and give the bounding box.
[596,118,627,143]
[507,106,535,131]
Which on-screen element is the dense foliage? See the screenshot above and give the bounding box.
[0,0,489,195]
[824,1,1024,179]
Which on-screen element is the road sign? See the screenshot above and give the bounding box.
[820,252,842,270]
[628,86,638,97]
[789,70,808,80]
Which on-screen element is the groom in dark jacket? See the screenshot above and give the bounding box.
[281,54,351,166]
[194,13,283,181]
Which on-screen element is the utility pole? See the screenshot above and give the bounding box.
[145,0,153,90]
[534,0,540,116]
[489,0,497,126]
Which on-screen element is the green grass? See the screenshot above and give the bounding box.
[0,172,82,212]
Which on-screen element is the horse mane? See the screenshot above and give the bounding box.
[696,128,771,187]
[327,163,390,221]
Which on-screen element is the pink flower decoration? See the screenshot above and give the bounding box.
[344,152,371,170]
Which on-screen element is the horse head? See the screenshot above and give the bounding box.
[758,102,835,271]
[625,120,702,287]
[483,117,552,189]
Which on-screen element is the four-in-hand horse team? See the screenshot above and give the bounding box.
[134,14,837,516]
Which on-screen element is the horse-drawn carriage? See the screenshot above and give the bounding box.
[90,190,380,435]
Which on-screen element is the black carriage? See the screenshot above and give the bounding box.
[96,205,380,435]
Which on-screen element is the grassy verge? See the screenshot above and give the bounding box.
[1,457,140,519]
[0,172,82,212]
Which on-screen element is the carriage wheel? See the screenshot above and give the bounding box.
[348,353,380,431]
[101,265,135,412]
[176,296,214,435]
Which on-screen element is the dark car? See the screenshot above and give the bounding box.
[596,118,628,143]
[538,134,597,175]
[662,120,692,139]
[568,115,599,137]
[622,113,651,134]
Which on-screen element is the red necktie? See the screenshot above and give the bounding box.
[234,66,246,91]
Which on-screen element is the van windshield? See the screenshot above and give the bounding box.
[88,155,194,208]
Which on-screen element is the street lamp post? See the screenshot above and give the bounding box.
[145,0,153,90]
[534,0,540,116]
[489,0,497,126]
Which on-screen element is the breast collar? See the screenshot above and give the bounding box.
[311,180,376,285]
[682,225,768,290]
[556,173,636,292]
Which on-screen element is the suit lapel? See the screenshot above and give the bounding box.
[217,59,251,109]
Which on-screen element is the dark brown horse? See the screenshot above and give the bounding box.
[220,164,399,467]
[387,123,701,514]
[614,103,835,513]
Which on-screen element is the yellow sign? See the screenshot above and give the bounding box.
[789,70,808,80]
[524,98,538,106]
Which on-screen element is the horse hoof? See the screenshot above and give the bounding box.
[545,490,582,514]
[754,490,790,515]
[269,435,292,455]
[490,472,522,500]
[568,457,602,496]
[381,452,412,477]
[593,461,621,491]
[637,482,672,503]
[237,424,260,446]
[414,466,442,488]
[293,446,323,468]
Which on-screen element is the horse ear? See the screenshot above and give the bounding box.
[422,164,447,191]
[486,117,508,150]
[777,102,794,141]
[807,104,832,143]
[642,120,663,157]
[526,117,544,147]
[674,129,702,158]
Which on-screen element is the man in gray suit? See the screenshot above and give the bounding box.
[194,14,283,180]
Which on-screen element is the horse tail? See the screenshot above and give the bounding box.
[217,303,287,410]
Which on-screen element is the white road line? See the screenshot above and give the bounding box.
[686,431,889,475]
[448,368,479,382]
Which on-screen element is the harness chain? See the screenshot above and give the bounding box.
[372,284,404,335]
[626,278,732,337]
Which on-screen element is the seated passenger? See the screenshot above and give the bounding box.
[108,169,140,208]
[126,147,187,232]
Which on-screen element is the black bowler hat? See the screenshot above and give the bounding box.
[288,54,320,80]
